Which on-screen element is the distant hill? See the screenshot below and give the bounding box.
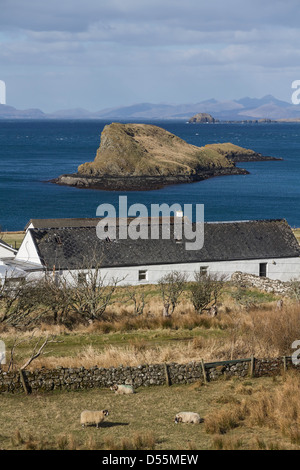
[0,104,45,119]
[1,95,300,121]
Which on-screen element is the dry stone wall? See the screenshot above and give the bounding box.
[0,356,299,394]
[231,271,293,296]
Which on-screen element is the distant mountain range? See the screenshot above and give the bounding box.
[1,95,300,121]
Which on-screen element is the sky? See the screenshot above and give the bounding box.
[1,0,300,112]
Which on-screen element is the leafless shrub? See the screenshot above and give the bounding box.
[68,270,125,323]
[189,272,226,314]
[158,271,187,317]
[124,286,146,316]
[0,276,73,328]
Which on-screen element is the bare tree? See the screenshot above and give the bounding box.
[67,257,127,322]
[20,334,62,394]
[6,336,28,372]
[189,271,226,314]
[0,276,39,327]
[20,334,62,371]
[0,276,71,328]
[0,250,127,327]
[124,286,146,316]
[158,271,187,317]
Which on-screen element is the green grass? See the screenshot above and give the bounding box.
[293,228,300,244]
[0,376,297,450]
[1,231,25,250]
[2,326,226,366]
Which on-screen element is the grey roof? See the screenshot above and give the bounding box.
[25,216,179,230]
[25,218,100,230]
[0,238,16,252]
[28,219,300,271]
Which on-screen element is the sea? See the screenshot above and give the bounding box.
[0,119,300,231]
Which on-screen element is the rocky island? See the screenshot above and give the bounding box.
[52,122,281,191]
[188,113,218,123]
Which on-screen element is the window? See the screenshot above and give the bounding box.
[78,272,88,285]
[200,266,208,275]
[259,263,267,278]
[138,270,148,281]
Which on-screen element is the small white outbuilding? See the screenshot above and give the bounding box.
[0,238,17,259]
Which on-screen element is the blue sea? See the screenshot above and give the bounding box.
[0,120,300,231]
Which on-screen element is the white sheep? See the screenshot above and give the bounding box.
[110,384,135,395]
[80,409,109,428]
[174,411,202,424]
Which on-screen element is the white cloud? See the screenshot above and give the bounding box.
[1,0,300,111]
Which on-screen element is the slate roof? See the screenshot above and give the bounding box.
[25,216,179,230]
[25,218,100,230]
[0,238,17,252]
[28,219,300,271]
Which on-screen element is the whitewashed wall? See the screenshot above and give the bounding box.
[13,229,300,286]
[55,256,300,287]
[0,244,15,259]
[15,232,43,266]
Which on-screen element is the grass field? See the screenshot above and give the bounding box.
[0,284,287,371]
[293,228,300,243]
[0,375,299,450]
[0,231,25,250]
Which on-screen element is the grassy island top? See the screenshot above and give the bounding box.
[77,122,262,177]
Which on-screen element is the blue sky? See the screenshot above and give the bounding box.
[1,0,300,112]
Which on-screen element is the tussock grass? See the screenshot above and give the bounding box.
[2,301,300,370]
[1,284,299,373]
[203,372,300,448]
[204,405,246,435]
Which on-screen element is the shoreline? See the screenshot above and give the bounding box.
[50,167,250,191]
[51,154,282,192]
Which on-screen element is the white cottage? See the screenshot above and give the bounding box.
[11,218,300,286]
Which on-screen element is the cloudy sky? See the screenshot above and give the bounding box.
[1,0,300,112]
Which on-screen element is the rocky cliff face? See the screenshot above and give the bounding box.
[53,122,280,191]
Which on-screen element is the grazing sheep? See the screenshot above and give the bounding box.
[174,412,201,424]
[80,409,109,428]
[110,384,135,395]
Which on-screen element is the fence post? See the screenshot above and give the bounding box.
[201,359,207,384]
[250,355,255,378]
[19,369,31,395]
[164,363,170,386]
[283,356,287,374]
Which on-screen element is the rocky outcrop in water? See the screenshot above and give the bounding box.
[188,113,217,123]
[52,122,281,191]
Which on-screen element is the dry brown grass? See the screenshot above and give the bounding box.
[9,428,157,451]
[2,302,300,371]
[203,371,300,448]
[1,287,299,371]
